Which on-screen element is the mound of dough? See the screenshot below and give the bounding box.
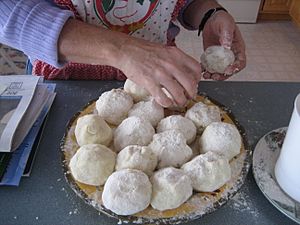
[181,151,231,192]
[116,145,158,176]
[157,115,196,144]
[96,89,133,125]
[150,167,193,211]
[75,114,112,146]
[149,130,192,169]
[128,98,164,127]
[201,45,235,74]
[199,122,241,160]
[102,169,152,215]
[124,79,150,102]
[185,102,221,133]
[114,116,155,152]
[69,144,116,186]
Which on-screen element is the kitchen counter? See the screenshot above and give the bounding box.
[0,81,299,225]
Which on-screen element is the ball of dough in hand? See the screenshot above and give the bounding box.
[96,89,133,125]
[69,144,116,186]
[185,102,221,133]
[102,169,152,215]
[75,114,112,146]
[116,145,158,176]
[181,151,231,192]
[150,167,193,211]
[201,45,235,74]
[124,79,150,102]
[128,98,164,127]
[114,116,155,152]
[199,122,241,160]
[157,115,196,144]
[149,130,192,169]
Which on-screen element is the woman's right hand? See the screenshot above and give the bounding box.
[117,37,202,107]
[58,19,201,107]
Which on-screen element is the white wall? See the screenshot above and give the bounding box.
[217,0,262,23]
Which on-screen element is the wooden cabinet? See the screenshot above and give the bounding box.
[259,0,292,20]
[262,0,291,13]
[290,0,300,26]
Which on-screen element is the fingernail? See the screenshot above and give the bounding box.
[157,97,172,108]
[234,67,240,73]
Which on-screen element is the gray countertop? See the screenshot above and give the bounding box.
[0,81,299,225]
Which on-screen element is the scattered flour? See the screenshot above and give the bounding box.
[230,190,259,218]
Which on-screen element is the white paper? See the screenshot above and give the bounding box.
[0,75,40,152]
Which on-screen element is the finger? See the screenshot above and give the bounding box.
[179,50,202,81]
[211,73,230,81]
[166,46,202,82]
[202,71,212,79]
[224,58,246,75]
[159,76,188,106]
[143,77,173,107]
[163,63,198,99]
[225,48,246,75]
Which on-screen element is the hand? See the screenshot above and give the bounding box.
[118,37,202,107]
[202,11,246,80]
[58,19,201,107]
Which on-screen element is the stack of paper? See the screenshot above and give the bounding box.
[0,75,56,186]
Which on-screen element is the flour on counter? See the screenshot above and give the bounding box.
[229,190,259,218]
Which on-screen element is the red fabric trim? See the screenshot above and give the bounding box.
[171,0,187,21]
[54,0,82,20]
[33,61,126,80]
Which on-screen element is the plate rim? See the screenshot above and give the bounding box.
[252,126,300,224]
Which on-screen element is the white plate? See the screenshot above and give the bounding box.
[253,127,300,224]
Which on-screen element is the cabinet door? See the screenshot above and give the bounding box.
[263,0,291,12]
[290,0,300,26]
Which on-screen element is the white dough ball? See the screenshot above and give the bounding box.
[128,98,164,127]
[199,122,241,160]
[75,114,113,146]
[157,115,196,144]
[96,89,133,125]
[149,130,192,169]
[114,116,155,152]
[116,145,158,176]
[124,79,150,102]
[201,45,235,74]
[185,102,221,133]
[102,169,152,215]
[181,151,231,192]
[69,144,116,186]
[150,167,193,211]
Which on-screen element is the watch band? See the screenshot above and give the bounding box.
[198,7,228,36]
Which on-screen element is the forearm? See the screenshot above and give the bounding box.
[182,0,222,29]
[0,0,73,67]
[58,19,130,68]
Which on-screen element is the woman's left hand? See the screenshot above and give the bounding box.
[202,11,246,80]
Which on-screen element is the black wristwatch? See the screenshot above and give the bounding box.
[198,7,228,36]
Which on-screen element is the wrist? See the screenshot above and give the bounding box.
[198,7,228,36]
[183,0,221,29]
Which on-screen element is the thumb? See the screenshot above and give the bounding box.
[219,24,234,49]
